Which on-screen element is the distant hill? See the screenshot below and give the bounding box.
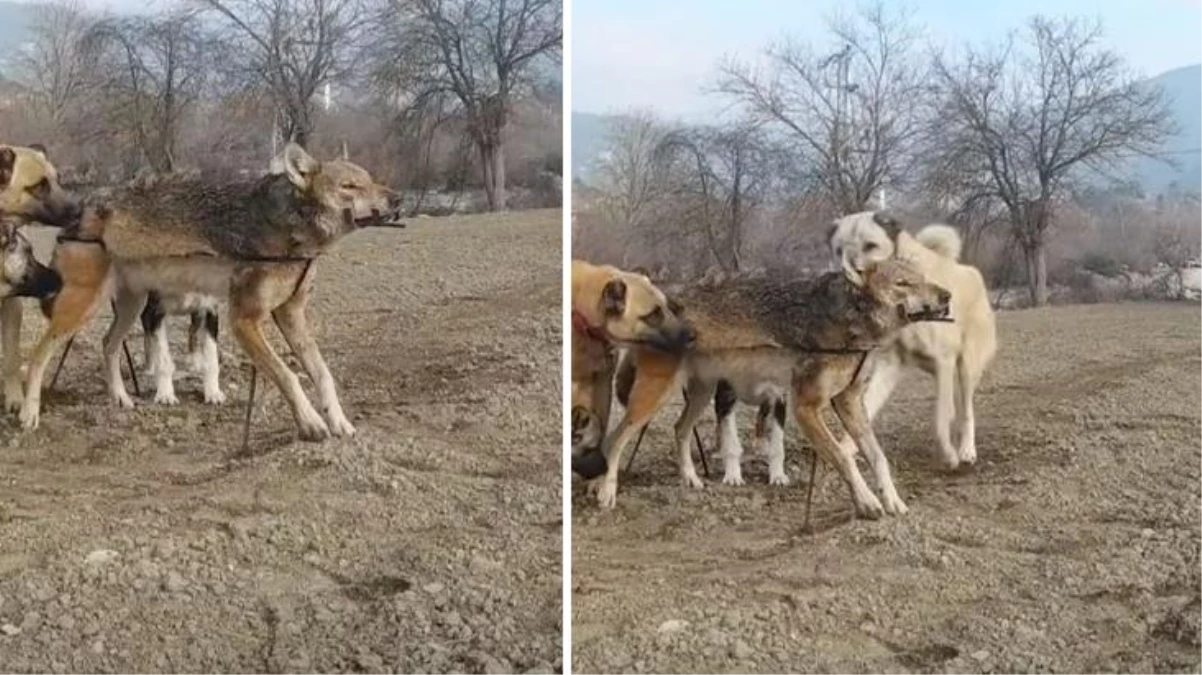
[573,64,1202,195]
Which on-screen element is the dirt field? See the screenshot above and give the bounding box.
[572,302,1201,674]
[0,210,562,673]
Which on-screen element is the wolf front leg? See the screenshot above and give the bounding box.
[2,296,23,412]
[271,267,354,437]
[793,399,884,520]
[230,263,330,442]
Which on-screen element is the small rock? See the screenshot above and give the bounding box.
[90,640,105,655]
[84,550,119,566]
[1141,528,1155,538]
[162,571,187,593]
[0,623,19,636]
[422,581,446,595]
[730,639,753,660]
[657,619,689,634]
[971,649,990,662]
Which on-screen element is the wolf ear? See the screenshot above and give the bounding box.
[872,211,902,242]
[601,278,627,316]
[275,142,320,189]
[0,147,14,187]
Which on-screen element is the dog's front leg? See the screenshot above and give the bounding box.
[1,296,23,412]
[932,358,960,470]
[21,283,106,430]
[272,295,354,438]
[595,350,678,509]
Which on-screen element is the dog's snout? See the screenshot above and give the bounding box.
[678,323,697,348]
[937,289,951,305]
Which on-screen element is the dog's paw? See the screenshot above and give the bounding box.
[596,479,618,510]
[19,401,39,430]
[152,389,180,406]
[957,444,977,466]
[768,472,791,487]
[5,390,23,414]
[721,472,746,487]
[203,388,226,405]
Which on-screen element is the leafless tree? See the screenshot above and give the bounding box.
[594,111,667,229]
[924,16,1175,305]
[11,0,96,143]
[653,121,781,273]
[198,0,365,147]
[83,11,215,173]
[716,1,927,214]
[369,0,562,211]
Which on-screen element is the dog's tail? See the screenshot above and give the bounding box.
[916,224,963,261]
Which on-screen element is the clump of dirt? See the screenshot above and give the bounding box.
[0,210,562,673]
[573,303,1201,674]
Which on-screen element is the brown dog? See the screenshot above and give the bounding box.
[570,260,693,478]
[0,144,81,412]
[19,143,400,437]
[595,259,951,514]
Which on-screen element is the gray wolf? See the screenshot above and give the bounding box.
[829,211,997,469]
[0,144,81,412]
[19,143,400,438]
[570,259,694,479]
[595,259,950,515]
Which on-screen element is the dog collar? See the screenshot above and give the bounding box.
[571,310,608,343]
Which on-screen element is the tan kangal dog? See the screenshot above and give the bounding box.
[570,260,693,478]
[0,144,82,412]
[829,211,997,469]
[19,143,400,437]
[596,259,951,514]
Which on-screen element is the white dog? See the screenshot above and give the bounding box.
[828,211,997,469]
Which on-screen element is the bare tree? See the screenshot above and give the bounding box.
[199,0,364,147]
[716,1,927,213]
[11,0,96,143]
[925,16,1175,305]
[653,121,780,274]
[84,11,215,173]
[594,111,667,229]
[369,0,562,211]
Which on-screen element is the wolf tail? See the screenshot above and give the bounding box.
[916,224,963,261]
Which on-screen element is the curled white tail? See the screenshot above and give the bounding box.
[916,224,963,261]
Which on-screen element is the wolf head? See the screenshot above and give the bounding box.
[857,258,951,325]
[0,145,82,229]
[269,143,400,234]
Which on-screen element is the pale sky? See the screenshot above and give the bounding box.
[572,0,1202,120]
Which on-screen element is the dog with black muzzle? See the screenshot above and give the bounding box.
[570,260,694,479]
[0,144,81,412]
[19,143,403,436]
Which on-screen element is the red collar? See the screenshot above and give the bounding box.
[571,310,609,343]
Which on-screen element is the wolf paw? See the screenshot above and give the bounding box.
[111,390,135,409]
[882,492,909,516]
[854,494,885,520]
[296,408,331,441]
[681,471,704,489]
[327,413,356,438]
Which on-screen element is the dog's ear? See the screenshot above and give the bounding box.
[27,144,47,159]
[601,278,627,316]
[0,147,15,188]
[872,211,902,242]
[275,142,321,189]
